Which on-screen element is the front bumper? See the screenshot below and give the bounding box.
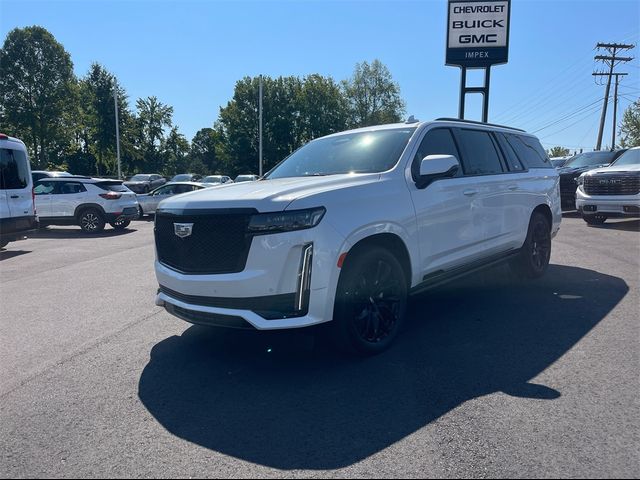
[576,189,640,217]
[155,223,345,330]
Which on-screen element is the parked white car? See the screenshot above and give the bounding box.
[154,118,561,355]
[0,133,37,248]
[137,182,207,217]
[34,177,139,233]
[201,175,233,186]
[576,146,640,225]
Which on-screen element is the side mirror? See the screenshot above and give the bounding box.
[417,154,460,189]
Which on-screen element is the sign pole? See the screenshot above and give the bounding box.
[447,0,510,123]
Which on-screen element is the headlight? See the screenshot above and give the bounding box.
[248,207,326,234]
[576,174,585,186]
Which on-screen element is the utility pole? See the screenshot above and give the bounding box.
[113,82,122,180]
[258,75,263,177]
[611,73,625,150]
[592,43,634,151]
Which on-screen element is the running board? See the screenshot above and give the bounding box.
[410,249,520,295]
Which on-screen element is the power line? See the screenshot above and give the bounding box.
[530,98,604,134]
[539,101,607,141]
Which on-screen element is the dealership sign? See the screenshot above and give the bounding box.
[446,0,511,67]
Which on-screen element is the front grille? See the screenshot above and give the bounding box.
[559,174,579,194]
[584,174,640,196]
[155,209,256,274]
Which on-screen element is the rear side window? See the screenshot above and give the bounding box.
[504,134,553,169]
[58,182,86,194]
[454,129,504,175]
[412,128,461,181]
[95,181,129,192]
[495,133,526,172]
[0,148,29,190]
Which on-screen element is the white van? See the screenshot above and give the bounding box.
[0,133,38,249]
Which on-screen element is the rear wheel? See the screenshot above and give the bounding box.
[583,214,607,225]
[510,212,551,279]
[79,208,105,234]
[329,246,408,355]
[110,218,131,230]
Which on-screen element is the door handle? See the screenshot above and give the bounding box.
[463,189,478,196]
[10,195,19,199]
[508,185,518,191]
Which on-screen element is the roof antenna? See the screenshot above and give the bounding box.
[405,115,419,124]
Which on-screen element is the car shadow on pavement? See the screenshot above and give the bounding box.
[138,264,628,470]
[0,249,31,261]
[595,219,640,232]
[30,227,137,239]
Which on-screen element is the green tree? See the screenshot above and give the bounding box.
[190,127,223,172]
[162,126,191,175]
[548,146,570,157]
[136,96,173,171]
[619,99,640,148]
[81,63,130,175]
[342,59,406,128]
[0,26,76,168]
[298,74,348,142]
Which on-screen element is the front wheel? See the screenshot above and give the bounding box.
[510,212,551,279]
[110,218,131,230]
[583,214,607,225]
[329,246,408,356]
[79,209,105,234]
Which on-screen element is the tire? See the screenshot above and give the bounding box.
[138,206,145,219]
[329,246,408,356]
[510,212,552,279]
[78,208,105,234]
[110,218,131,230]
[583,214,607,225]
[0,240,8,249]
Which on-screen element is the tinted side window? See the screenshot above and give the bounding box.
[412,128,460,181]
[58,182,86,194]
[0,148,29,190]
[505,134,553,169]
[495,133,526,172]
[454,129,504,175]
[95,182,129,192]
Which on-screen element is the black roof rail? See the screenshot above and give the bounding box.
[435,118,526,133]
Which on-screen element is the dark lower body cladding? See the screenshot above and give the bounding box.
[164,303,254,329]
[0,215,38,243]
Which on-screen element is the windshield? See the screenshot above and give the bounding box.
[202,176,222,183]
[611,148,640,166]
[130,174,150,181]
[265,128,417,179]
[171,174,192,182]
[564,151,616,168]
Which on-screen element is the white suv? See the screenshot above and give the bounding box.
[576,147,640,225]
[154,119,561,354]
[0,133,37,249]
[34,177,139,233]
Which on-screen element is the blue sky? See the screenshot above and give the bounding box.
[1,0,639,153]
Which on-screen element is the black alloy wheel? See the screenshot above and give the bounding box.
[510,212,551,279]
[331,246,408,355]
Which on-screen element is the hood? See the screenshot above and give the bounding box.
[583,163,640,176]
[158,174,380,212]
[558,164,609,176]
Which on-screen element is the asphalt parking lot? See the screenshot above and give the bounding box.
[0,215,638,478]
